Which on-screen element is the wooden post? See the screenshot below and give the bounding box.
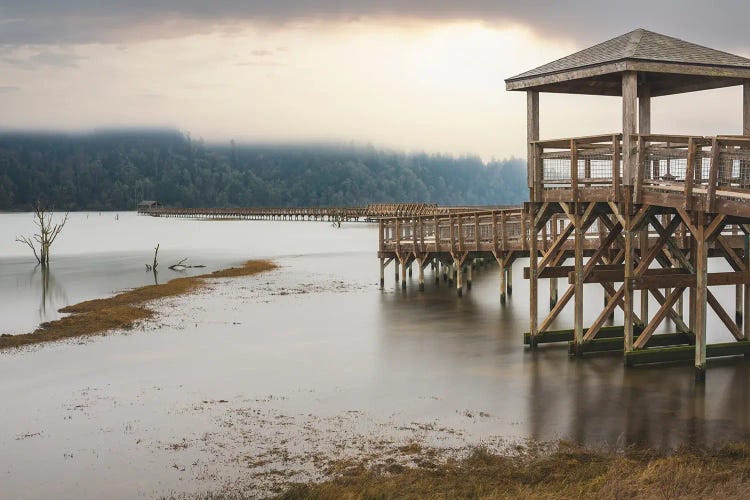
[689,235,697,334]
[640,227,649,324]
[550,217,558,309]
[639,85,651,136]
[401,259,407,290]
[418,258,425,291]
[507,264,513,295]
[529,204,539,347]
[623,211,635,353]
[499,254,506,304]
[467,264,473,290]
[622,72,638,186]
[745,233,750,341]
[455,258,463,297]
[573,204,584,354]
[527,91,540,197]
[379,257,385,289]
[695,215,708,382]
[638,88,650,324]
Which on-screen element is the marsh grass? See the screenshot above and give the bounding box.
[274,441,750,499]
[0,260,277,349]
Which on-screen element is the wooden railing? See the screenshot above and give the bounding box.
[531,133,750,215]
[378,209,621,254]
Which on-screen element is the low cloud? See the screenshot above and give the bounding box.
[1,1,749,52]
[1,50,84,70]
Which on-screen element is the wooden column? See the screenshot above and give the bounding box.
[573,204,585,354]
[401,259,407,290]
[623,215,635,353]
[638,84,651,325]
[695,216,708,382]
[550,217,559,309]
[418,258,425,291]
[622,72,638,186]
[745,233,750,340]
[467,264,473,290]
[499,254,506,304]
[527,91,540,194]
[507,264,513,295]
[638,85,651,136]
[379,257,385,289]
[455,258,463,297]
[640,227,649,323]
[529,205,539,347]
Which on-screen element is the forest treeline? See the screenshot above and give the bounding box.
[0,130,527,211]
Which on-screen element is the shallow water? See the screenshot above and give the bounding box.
[1,212,749,498]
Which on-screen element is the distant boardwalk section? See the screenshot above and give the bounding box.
[136,202,510,222]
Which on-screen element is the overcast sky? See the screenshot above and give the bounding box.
[1,1,749,158]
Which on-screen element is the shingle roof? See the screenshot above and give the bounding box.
[506,29,750,82]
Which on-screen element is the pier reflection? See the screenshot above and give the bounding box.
[377,260,750,450]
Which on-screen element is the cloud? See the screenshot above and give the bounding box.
[1,49,84,69]
[1,1,750,52]
[0,85,20,93]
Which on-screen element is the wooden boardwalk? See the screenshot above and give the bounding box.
[137,203,510,222]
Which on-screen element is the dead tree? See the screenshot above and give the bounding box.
[146,244,160,272]
[15,203,69,268]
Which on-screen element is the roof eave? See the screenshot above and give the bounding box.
[505,59,750,93]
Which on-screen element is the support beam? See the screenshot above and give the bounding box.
[527,91,540,192]
[418,257,425,291]
[639,85,651,135]
[379,257,385,289]
[497,253,506,304]
[573,204,585,353]
[401,259,407,290]
[622,72,638,185]
[746,234,750,340]
[695,217,708,382]
[455,258,463,297]
[623,207,636,352]
[528,205,539,347]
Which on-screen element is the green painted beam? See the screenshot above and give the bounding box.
[524,324,644,345]
[625,341,750,366]
[567,333,692,355]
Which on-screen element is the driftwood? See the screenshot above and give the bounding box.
[168,258,206,271]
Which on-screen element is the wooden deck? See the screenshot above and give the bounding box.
[377,133,750,377]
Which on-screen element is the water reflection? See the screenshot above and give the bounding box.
[28,266,69,324]
[377,259,750,450]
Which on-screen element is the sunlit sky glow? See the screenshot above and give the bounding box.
[1,2,749,159]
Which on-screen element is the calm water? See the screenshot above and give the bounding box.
[1,212,749,498]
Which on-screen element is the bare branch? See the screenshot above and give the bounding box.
[15,235,41,264]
